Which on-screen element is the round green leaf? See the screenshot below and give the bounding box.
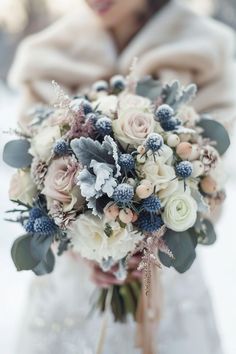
[33,249,55,276]
[11,234,39,271]
[197,219,217,245]
[3,139,32,168]
[159,229,197,273]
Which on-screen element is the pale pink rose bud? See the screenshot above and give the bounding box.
[200,176,218,194]
[103,202,119,220]
[167,134,180,147]
[136,183,153,199]
[137,145,146,154]
[191,160,205,177]
[176,142,193,160]
[119,208,133,224]
[189,144,200,161]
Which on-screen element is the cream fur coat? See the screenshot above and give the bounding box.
[8,0,236,130]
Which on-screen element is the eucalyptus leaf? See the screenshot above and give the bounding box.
[158,229,197,273]
[11,234,39,271]
[33,249,55,276]
[30,234,54,263]
[3,139,32,168]
[197,219,217,245]
[198,117,230,155]
[136,77,162,101]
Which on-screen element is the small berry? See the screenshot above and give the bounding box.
[29,207,43,220]
[137,145,146,154]
[119,208,133,224]
[176,142,193,160]
[136,154,146,164]
[137,212,164,233]
[145,133,163,152]
[112,183,134,204]
[103,202,119,221]
[24,218,35,233]
[167,134,180,147]
[175,161,193,178]
[142,195,161,213]
[160,117,180,131]
[70,98,93,115]
[118,154,135,173]
[110,75,126,91]
[95,117,112,136]
[155,104,174,121]
[200,176,218,194]
[34,216,57,236]
[92,80,109,92]
[53,139,69,155]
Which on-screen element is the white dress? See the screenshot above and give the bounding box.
[17,254,223,354]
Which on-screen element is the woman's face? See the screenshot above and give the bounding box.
[85,0,147,27]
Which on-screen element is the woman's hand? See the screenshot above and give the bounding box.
[90,254,143,288]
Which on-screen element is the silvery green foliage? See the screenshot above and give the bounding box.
[71,136,121,177]
[78,159,117,215]
[136,76,163,101]
[3,139,33,168]
[164,80,197,110]
[114,258,128,281]
[191,189,209,214]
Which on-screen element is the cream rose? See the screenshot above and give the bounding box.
[69,212,142,263]
[113,108,154,146]
[93,95,118,119]
[30,125,61,161]
[118,93,152,113]
[9,170,37,205]
[162,189,197,232]
[42,156,84,212]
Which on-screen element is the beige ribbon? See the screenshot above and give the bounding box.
[135,265,163,354]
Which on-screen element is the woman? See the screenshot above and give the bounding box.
[8,0,236,353]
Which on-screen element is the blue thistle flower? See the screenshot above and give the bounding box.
[29,207,43,220]
[86,112,98,124]
[175,161,193,178]
[24,218,35,233]
[137,212,164,233]
[160,117,181,131]
[92,80,109,92]
[145,133,163,152]
[95,117,113,136]
[53,139,69,155]
[155,104,174,122]
[34,216,57,236]
[112,183,134,204]
[110,75,126,91]
[70,98,93,115]
[118,154,135,173]
[141,195,161,213]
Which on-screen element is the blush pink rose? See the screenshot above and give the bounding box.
[42,156,84,212]
[113,108,154,147]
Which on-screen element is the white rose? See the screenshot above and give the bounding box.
[9,170,37,206]
[30,125,61,161]
[69,212,142,263]
[118,93,152,113]
[113,108,155,147]
[138,158,176,194]
[162,189,197,232]
[93,95,118,119]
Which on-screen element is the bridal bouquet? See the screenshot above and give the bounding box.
[3,74,230,321]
